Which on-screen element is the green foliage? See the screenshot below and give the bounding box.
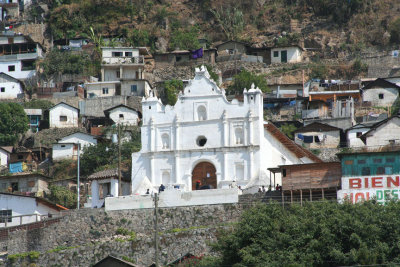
[310,63,328,80]
[126,28,153,48]
[210,6,244,40]
[80,128,141,176]
[116,228,136,241]
[38,50,99,81]
[211,201,400,266]
[7,251,40,263]
[0,103,29,146]
[162,79,183,106]
[279,123,298,139]
[121,256,135,263]
[204,65,219,82]
[47,185,77,209]
[227,70,269,95]
[169,26,201,50]
[351,58,368,76]
[22,100,54,110]
[389,17,400,44]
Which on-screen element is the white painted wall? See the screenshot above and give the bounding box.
[0,150,9,167]
[49,103,79,128]
[365,117,400,147]
[108,106,139,125]
[105,188,239,211]
[271,47,302,63]
[131,67,317,195]
[102,47,140,61]
[91,178,130,208]
[347,126,370,147]
[85,82,117,98]
[0,78,22,99]
[0,194,60,227]
[0,61,35,80]
[295,130,340,149]
[362,87,399,106]
[52,132,97,161]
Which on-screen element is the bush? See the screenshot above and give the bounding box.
[47,185,77,209]
[227,70,269,95]
[162,79,183,106]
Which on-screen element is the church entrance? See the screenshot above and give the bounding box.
[192,162,217,190]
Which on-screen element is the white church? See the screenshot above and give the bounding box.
[130,66,322,195]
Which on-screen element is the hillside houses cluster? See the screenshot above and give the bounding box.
[1,30,400,226]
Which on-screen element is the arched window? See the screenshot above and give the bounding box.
[197,105,207,121]
[161,133,170,149]
[235,128,243,145]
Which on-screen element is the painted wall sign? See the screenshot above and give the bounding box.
[337,175,400,204]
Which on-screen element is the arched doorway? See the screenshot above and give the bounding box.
[192,162,217,190]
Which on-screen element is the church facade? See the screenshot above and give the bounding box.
[131,66,321,193]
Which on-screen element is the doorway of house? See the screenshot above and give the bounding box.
[191,162,217,190]
[281,50,287,63]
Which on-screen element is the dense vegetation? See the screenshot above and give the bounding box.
[227,70,270,95]
[47,185,77,209]
[199,201,400,266]
[0,103,29,146]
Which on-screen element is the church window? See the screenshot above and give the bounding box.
[234,128,243,144]
[161,133,170,149]
[196,136,207,147]
[197,105,207,120]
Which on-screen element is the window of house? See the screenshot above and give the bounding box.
[112,52,123,57]
[176,56,182,62]
[386,158,395,163]
[102,88,109,94]
[379,93,384,99]
[361,167,370,176]
[61,145,66,148]
[344,160,353,165]
[125,52,132,57]
[376,166,385,175]
[282,169,287,177]
[228,49,234,55]
[0,210,12,223]
[385,166,393,175]
[119,114,124,119]
[27,181,35,188]
[357,159,366,164]
[373,158,382,163]
[389,140,395,145]
[99,182,111,199]
[60,116,67,122]
[131,85,137,93]
[0,87,4,93]
[273,51,279,57]
[356,132,363,137]
[17,155,23,160]
[116,70,121,79]
[8,65,15,72]
[11,182,18,192]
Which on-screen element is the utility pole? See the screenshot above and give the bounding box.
[77,143,80,210]
[154,193,159,267]
[118,123,122,196]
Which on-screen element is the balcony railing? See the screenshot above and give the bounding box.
[102,56,144,65]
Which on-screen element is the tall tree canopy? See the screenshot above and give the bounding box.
[0,103,29,145]
[206,201,400,266]
[227,70,269,95]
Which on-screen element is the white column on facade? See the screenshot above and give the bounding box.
[150,155,155,185]
[174,116,180,150]
[91,180,99,208]
[101,69,104,81]
[119,66,123,80]
[111,179,118,197]
[223,152,228,181]
[248,111,253,145]
[139,68,142,79]
[175,154,181,184]
[249,149,254,180]
[150,117,155,152]
[222,110,228,146]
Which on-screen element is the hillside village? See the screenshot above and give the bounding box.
[1,0,400,265]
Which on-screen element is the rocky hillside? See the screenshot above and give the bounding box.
[39,0,400,54]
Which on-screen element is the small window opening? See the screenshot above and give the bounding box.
[196,136,207,147]
[0,87,4,92]
[119,114,124,118]
[8,65,15,72]
[60,116,67,122]
[379,93,384,99]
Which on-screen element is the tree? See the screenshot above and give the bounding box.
[210,6,244,40]
[207,201,400,266]
[279,123,298,139]
[47,185,77,209]
[389,17,400,44]
[169,26,201,51]
[0,103,29,146]
[162,79,183,106]
[227,70,269,95]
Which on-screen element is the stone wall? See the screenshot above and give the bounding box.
[0,204,245,266]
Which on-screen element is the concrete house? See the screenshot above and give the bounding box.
[85,47,151,98]
[0,33,43,80]
[362,78,400,107]
[0,173,50,196]
[359,115,400,147]
[346,122,375,148]
[88,168,131,208]
[52,132,97,161]
[271,45,303,64]
[0,146,11,168]
[295,122,341,149]
[104,104,141,126]
[0,72,23,99]
[216,41,267,63]
[130,66,322,195]
[0,193,67,227]
[49,102,79,128]
[24,108,42,132]
[0,1,19,21]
